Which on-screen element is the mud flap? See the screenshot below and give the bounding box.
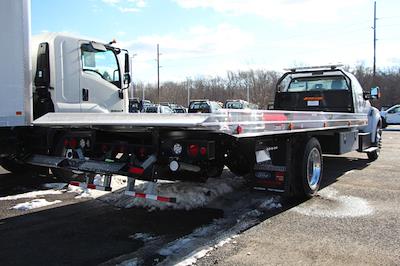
[251,138,301,196]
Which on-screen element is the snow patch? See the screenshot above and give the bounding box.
[163,233,238,266]
[70,175,127,199]
[10,199,62,211]
[175,247,214,266]
[43,183,68,190]
[344,170,355,175]
[117,258,139,266]
[156,195,282,266]
[292,187,374,218]
[128,233,156,242]
[159,237,193,256]
[0,189,63,201]
[258,197,282,210]
[107,176,245,211]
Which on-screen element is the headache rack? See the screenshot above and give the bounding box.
[284,64,344,72]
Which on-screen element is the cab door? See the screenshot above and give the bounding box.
[79,42,126,113]
[386,106,400,124]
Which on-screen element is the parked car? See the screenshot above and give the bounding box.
[381,104,400,128]
[224,99,258,110]
[140,100,152,112]
[172,105,187,113]
[188,100,222,113]
[128,98,141,113]
[144,104,174,114]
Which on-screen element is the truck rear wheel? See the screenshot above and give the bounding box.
[296,138,323,198]
[0,157,36,176]
[0,157,45,177]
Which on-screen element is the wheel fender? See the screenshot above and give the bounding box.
[366,107,381,143]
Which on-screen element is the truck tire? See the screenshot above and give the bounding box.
[367,123,382,161]
[0,157,35,176]
[207,164,224,178]
[296,137,323,198]
[381,118,387,129]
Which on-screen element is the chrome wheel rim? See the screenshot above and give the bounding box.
[377,127,382,151]
[307,147,321,190]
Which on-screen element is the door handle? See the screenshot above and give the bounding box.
[82,88,89,101]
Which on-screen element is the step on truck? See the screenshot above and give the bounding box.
[1,0,382,200]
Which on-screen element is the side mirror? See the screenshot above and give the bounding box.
[364,86,380,100]
[124,73,131,85]
[124,53,130,74]
[370,86,380,99]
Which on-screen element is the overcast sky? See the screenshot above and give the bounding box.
[32,0,400,83]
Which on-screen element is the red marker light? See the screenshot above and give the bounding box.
[188,144,199,157]
[200,147,207,156]
[128,167,144,175]
[236,125,243,134]
[70,138,78,149]
[63,139,69,147]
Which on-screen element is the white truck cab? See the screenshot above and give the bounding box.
[32,33,130,118]
[275,65,382,145]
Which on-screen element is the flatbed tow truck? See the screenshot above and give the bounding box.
[0,0,382,201]
[26,65,381,201]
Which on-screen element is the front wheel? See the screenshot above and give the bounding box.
[367,123,382,161]
[381,118,387,129]
[296,138,323,198]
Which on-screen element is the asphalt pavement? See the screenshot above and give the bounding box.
[196,126,400,266]
[0,127,399,265]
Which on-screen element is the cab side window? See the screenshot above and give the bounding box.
[81,44,121,88]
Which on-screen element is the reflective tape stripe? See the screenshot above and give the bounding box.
[69,181,111,191]
[124,190,176,203]
[146,194,157,201]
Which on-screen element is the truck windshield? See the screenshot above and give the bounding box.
[287,76,348,92]
[81,44,120,87]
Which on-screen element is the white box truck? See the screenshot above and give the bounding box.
[0,0,132,169]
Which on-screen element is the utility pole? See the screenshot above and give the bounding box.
[129,53,137,98]
[373,1,377,77]
[157,44,160,103]
[187,78,191,107]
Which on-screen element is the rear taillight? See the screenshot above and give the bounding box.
[236,125,243,134]
[200,146,207,156]
[63,139,69,148]
[128,166,144,175]
[188,144,199,157]
[70,138,78,149]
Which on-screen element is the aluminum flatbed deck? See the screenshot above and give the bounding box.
[33,110,368,138]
